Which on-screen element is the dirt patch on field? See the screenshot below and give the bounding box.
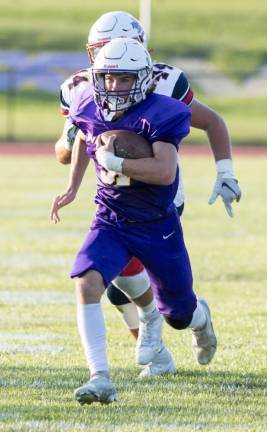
[0,143,267,157]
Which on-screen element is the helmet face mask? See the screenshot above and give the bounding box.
[86,40,109,64]
[87,11,147,64]
[92,38,153,119]
[93,71,139,114]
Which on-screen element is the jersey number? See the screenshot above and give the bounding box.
[152,64,173,83]
[100,169,131,186]
[68,75,88,90]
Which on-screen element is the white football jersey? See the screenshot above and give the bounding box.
[60,69,92,116]
[60,63,194,207]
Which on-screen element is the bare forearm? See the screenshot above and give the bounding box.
[206,115,232,161]
[122,157,174,185]
[97,140,178,185]
[67,134,89,192]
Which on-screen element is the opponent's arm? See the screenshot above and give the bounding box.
[190,99,241,217]
[56,71,89,165]
[50,130,88,223]
[55,121,81,165]
[96,135,177,185]
[55,134,72,165]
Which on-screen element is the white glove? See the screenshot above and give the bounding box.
[209,159,241,217]
[96,146,124,173]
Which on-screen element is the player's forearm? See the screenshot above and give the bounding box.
[67,134,89,193]
[206,115,232,161]
[122,157,175,185]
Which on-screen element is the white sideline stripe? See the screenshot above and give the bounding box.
[0,289,109,305]
[0,332,68,341]
[1,253,72,270]
[0,343,64,353]
[0,290,75,304]
[0,378,78,389]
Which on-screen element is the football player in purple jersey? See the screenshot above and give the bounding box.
[54,11,241,362]
[50,38,218,406]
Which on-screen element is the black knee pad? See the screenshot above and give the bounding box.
[164,315,192,330]
[176,203,184,217]
[106,283,131,306]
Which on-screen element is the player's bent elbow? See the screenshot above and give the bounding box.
[160,168,176,185]
[157,172,176,185]
[55,146,71,164]
[55,137,72,164]
[58,152,71,165]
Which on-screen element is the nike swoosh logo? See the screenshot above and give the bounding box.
[163,231,175,240]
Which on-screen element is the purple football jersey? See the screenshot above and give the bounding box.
[70,88,191,223]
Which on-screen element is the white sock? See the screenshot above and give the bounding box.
[189,300,207,330]
[77,303,109,376]
[137,298,158,320]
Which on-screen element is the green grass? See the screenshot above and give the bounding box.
[0,0,267,79]
[0,154,266,431]
[1,89,266,145]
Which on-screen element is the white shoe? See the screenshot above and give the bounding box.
[138,345,176,379]
[74,373,117,405]
[192,299,217,365]
[136,309,164,365]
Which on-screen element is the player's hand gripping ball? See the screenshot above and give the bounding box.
[96,130,153,173]
[99,130,153,159]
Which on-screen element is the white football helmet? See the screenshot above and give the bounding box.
[87,11,147,63]
[92,37,153,119]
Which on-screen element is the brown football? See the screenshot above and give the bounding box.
[99,129,153,159]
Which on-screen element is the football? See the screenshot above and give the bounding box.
[99,129,153,159]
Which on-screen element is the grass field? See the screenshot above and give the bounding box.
[1,0,267,79]
[0,154,266,431]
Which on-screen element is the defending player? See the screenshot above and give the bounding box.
[54,11,241,360]
[51,38,218,405]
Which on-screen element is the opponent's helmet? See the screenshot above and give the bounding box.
[92,37,153,119]
[87,11,146,63]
